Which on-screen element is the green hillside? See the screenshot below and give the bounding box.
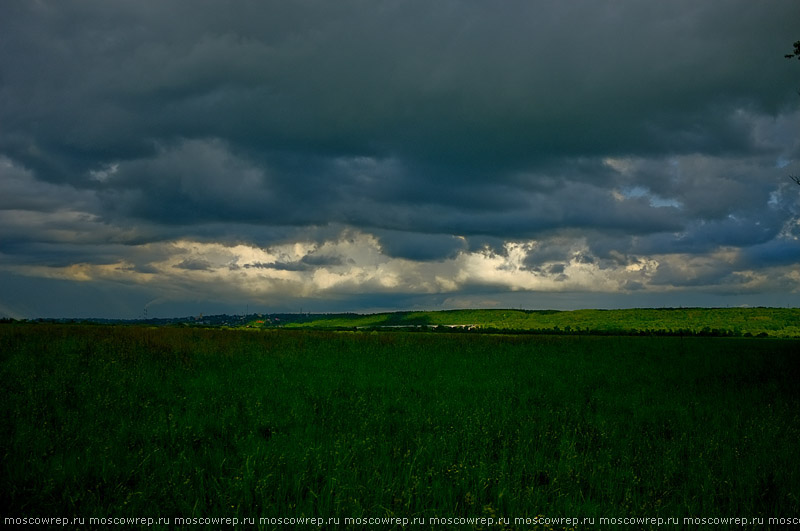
[284,307,800,337]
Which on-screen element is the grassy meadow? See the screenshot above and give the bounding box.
[2,323,799,529]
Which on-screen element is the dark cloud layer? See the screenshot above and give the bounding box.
[1,1,799,317]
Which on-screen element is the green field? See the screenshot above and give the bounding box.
[281,307,800,338]
[2,324,799,529]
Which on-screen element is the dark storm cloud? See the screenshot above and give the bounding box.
[247,254,346,272]
[173,258,213,271]
[740,239,800,268]
[121,263,160,275]
[523,238,594,270]
[3,1,797,179]
[374,230,467,262]
[98,139,274,224]
[0,157,94,213]
[1,0,799,316]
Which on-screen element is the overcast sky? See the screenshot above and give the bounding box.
[1,1,799,318]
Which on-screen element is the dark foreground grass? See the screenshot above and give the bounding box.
[1,325,799,529]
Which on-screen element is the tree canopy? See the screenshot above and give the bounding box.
[785,40,800,60]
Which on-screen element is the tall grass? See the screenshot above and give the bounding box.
[1,325,798,527]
